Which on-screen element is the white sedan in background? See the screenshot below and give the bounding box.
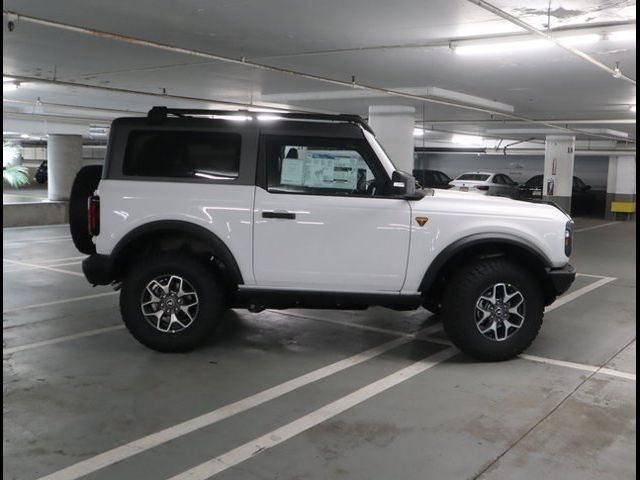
[449,171,520,198]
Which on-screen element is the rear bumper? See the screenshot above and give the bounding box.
[82,254,115,285]
[545,264,576,296]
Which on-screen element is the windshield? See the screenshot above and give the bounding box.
[573,176,586,188]
[457,173,490,181]
[526,175,543,186]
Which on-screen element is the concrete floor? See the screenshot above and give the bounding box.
[3,219,636,480]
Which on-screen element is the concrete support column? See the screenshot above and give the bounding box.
[542,135,575,214]
[606,155,636,220]
[368,105,415,173]
[47,134,83,201]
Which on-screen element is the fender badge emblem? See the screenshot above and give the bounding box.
[415,217,429,227]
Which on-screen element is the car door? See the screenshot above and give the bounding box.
[503,174,518,198]
[253,134,412,292]
[490,174,504,196]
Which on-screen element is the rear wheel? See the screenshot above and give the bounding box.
[441,258,544,361]
[120,254,226,352]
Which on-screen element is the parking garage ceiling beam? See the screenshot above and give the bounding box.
[2,10,635,143]
[466,0,636,85]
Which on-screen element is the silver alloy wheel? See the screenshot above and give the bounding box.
[474,283,526,342]
[140,274,199,333]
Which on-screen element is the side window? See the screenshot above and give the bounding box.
[504,175,516,185]
[264,136,386,196]
[493,175,503,184]
[123,130,241,180]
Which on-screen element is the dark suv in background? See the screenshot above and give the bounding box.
[518,175,599,216]
[412,169,452,189]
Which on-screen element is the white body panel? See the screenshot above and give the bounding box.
[403,189,570,293]
[95,158,570,296]
[252,187,411,291]
[96,180,257,285]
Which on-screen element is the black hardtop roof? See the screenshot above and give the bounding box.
[144,106,374,134]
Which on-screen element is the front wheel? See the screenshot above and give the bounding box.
[120,254,226,352]
[441,258,544,361]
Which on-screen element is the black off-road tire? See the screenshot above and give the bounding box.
[120,254,226,352]
[441,258,544,361]
[69,165,103,254]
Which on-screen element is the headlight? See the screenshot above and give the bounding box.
[564,221,574,257]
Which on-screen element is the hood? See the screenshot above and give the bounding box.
[417,188,571,220]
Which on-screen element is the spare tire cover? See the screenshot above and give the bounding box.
[69,165,103,254]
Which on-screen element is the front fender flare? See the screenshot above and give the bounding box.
[419,232,553,292]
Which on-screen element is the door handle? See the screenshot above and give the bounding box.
[262,210,296,220]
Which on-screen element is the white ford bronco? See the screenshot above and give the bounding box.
[70,107,575,361]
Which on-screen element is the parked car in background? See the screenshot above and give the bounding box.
[518,175,597,216]
[34,161,47,184]
[449,172,519,198]
[412,169,452,189]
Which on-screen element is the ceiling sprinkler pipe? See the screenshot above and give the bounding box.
[2,10,635,143]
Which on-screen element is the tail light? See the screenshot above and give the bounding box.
[476,186,490,191]
[88,195,100,236]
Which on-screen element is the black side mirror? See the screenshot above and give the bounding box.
[391,170,421,199]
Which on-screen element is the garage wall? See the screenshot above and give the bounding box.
[414,153,609,190]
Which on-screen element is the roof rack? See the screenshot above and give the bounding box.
[147,106,374,133]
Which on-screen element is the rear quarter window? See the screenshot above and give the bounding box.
[123,130,241,180]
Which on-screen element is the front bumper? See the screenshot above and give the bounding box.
[546,264,576,296]
[82,254,115,285]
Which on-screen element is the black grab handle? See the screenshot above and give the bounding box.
[262,211,296,220]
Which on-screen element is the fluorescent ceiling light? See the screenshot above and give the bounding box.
[609,30,636,41]
[262,86,514,113]
[486,127,629,138]
[452,134,484,145]
[413,128,424,137]
[257,114,284,121]
[454,33,600,55]
[20,134,29,138]
[454,39,552,55]
[3,76,14,82]
[631,105,637,113]
[213,114,252,121]
[558,34,600,46]
[3,83,18,92]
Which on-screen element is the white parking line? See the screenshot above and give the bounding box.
[13,270,632,480]
[34,331,430,480]
[3,255,85,273]
[575,273,613,279]
[3,260,83,274]
[574,221,621,233]
[545,275,617,313]
[2,291,119,314]
[3,325,125,355]
[520,354,636,381]
[40,256,87,264]
[271,310,441,339]
[3,235,72,247]
[2,258,84,277]
[166,347,458,480]
[2,224,69,231]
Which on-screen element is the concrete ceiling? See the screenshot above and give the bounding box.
[2,0,637,146]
